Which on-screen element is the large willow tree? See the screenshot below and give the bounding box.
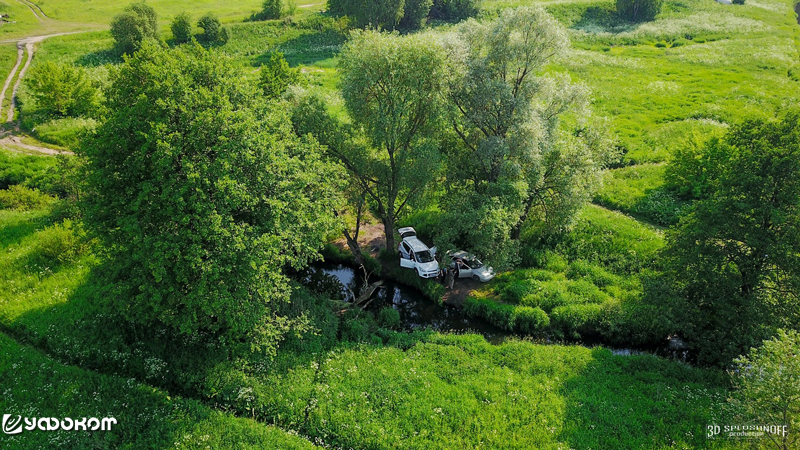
[337,30,448,251]
[81,42,341,354]
[440,6,616,268]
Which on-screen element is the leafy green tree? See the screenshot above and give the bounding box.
[259,51,300,100]
[292,94,371,266]
[664,130,727,201]
[327,0,406,29]
[110,2,159,55]
[336,30,447,251]
[729,330,800,450]
[25,61,100,118]
[665,112,800,366]
[170,12,192,44]
[441,6,615,268]
[80,42,341,354]
[399,0,433,30]
[616,0,662,22]
[260,0,283,19]
[197,13,228,44]
[429,0,479,21]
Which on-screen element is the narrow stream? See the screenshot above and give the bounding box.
[300,262,509,343]
[299,262,690,361]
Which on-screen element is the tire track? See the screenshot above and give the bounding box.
[0,43,24,119]
[0,32,83,124]
[20,0,49,19]
[14,0,41,21]
[7,40,33,122]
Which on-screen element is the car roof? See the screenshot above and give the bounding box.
[450,250,469,259]
[403,237,430,252]
[398,227,416,238]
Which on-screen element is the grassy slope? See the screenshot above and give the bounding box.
[0,207,737,449]
[0,333,321,449]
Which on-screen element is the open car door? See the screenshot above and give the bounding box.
[399,242,416,269]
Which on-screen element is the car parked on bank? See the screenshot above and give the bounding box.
[446,250,495,282]
[397,227,439,279]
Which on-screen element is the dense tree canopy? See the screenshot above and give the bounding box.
[327,0,406,29]
[665,112,800,366]
[80,42,341,353]
[440,6,615,268]
[337,30,448,251]
[110,2,159,55]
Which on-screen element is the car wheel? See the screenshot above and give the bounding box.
[472,275,481,282]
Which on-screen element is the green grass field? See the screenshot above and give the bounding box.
[1,0,798,447]
[0,207,739,450]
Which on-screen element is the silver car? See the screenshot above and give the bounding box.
[447,250,495,282]
[397,227,440,279]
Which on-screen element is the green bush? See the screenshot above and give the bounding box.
[377,307,402,330]
[32,219,88,265]
[260,0,283,20]
[171,12,192,44]
[25,61,100,119]
[520,282,568,310]
[197,13,228,43]
[616,0,662,22]
[500,280,536,304]
[260,51,300,100]
[429,0,479,22]
[566,259,619,288]
[327,0,405,29]
[0,185,55,211]
[566,279,610,304]
[551,303,605,339]
[399,0,433,30]
[464,296,551,334]
[340,310,376,342]
[110,2,159,55]
[464,296,515,331]
[512,306,550,334]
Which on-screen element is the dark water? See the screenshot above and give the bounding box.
[300,262,690,360]
[299,262,509,343]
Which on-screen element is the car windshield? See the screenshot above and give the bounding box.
[465,256,483,269]
[415,250,435,263]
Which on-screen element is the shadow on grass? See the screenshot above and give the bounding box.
[0,212,43,251]
[75,48,121,67]
[558,347,732,449]
[4,265,231,397]
[254,29,345,67]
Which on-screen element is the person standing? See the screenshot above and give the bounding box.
[446,264,455,289]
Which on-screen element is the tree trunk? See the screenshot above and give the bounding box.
[383,215,396,254]
[343,228,363,267]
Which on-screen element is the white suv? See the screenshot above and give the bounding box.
[397,227,440,278]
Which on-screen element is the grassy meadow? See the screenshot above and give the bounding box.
[1,0,799,447]
[0,206,738,449]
